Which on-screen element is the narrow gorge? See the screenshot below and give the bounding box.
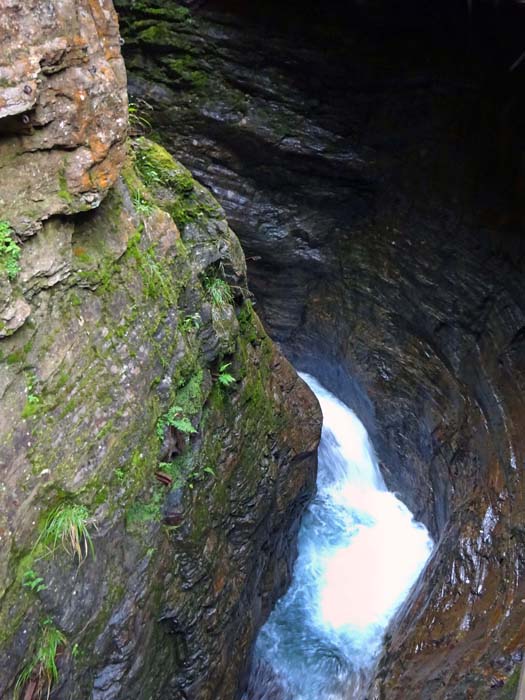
[1,0,524,699]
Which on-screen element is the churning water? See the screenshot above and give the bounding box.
[246,373,433,700]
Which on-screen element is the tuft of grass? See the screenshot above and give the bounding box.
[133,144,164,189]
[14,619,66,700]
[35,504,94,563]
[128,99,153,136]
[132,189,154,217]
[178,312,201,333]
[0,220,21,280]
[203,276,233,307]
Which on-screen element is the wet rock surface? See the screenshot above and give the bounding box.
[115,1,525,697]
[0,5,322,695]
[0,135,321,699]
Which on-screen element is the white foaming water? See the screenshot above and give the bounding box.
[247,373,433,700]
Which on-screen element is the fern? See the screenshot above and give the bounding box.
[217,362,236,387]
[157,405,197,440]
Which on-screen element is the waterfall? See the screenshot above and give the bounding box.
[246,373,433,700]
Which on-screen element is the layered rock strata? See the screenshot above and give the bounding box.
[0,3,321,698]
[114,1,525,697]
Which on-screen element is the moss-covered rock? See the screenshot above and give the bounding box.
[0,138,321,699]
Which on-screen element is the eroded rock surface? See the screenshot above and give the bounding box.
[0,138,321,699]
[0,0,128,235]
[0,4,322,698]
[115,1,525,697]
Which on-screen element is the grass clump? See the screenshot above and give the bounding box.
[203,275,233,307]
[14,619,66,700]
[35,503,94,563]
[133,139,173,189]
[128,99,152,136]
[178,312,201,333]
[132,190,155,217]
[0,220,21,280]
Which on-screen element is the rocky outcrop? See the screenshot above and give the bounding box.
[0,0,128,236]
[0,135,321,700]
[115,2,525,697]
[0,4,321,698]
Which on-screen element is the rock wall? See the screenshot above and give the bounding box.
[114,1,525,697]
[0,4,321,699]
[0,0,128,236]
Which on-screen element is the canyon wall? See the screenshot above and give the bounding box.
[114,1,525,697]
[0,3,321,698]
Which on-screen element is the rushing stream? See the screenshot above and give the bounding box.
[246,373,433,700]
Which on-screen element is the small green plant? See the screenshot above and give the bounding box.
[71,643,80,659]
[157,461,179,474]
[22,569,47,593]
[35,504,94,563]
[217,362,236,388]
[203,276,233,307]
[128,100,153,136]
[156,405,197,440]
[21,372,41,419]
[186,465,217,489]
[14,619,66,700]
[0,220,21,280]
[178,312,201,333]
[132,189,154,217]
[115,467,126,481]
[133,146,164,188]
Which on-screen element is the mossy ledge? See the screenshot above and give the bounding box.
[0,138,321,699]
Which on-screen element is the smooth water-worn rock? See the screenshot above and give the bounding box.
[115,1,525,697]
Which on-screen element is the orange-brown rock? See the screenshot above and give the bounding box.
[0,0,127,236]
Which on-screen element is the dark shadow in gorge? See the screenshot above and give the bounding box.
[115,0,525,696]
